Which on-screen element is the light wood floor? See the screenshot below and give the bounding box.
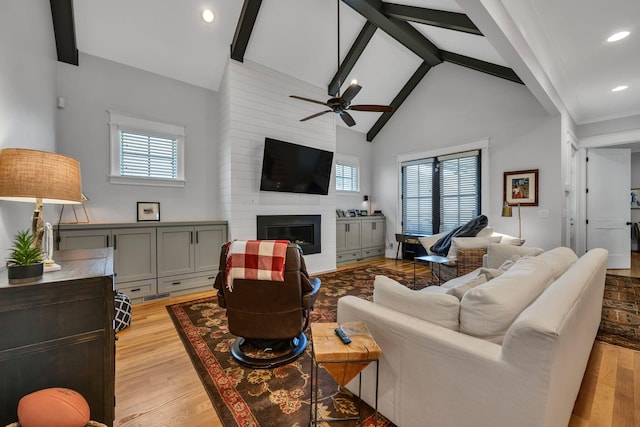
[114,258,639,426]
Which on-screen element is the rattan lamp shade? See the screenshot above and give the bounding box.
[0,148,82,204]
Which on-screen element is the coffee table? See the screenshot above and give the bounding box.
[310,321,381,426]
[414,254,451,285]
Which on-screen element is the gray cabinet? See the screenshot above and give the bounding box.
[157,224,227,296]
[56,221,227,302]
[336,217,386,264]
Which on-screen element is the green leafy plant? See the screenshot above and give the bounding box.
[7,230,43,266]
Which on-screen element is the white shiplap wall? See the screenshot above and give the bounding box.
[220,60,337,274]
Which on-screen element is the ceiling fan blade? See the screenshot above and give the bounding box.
[339,83,362,105]
[339,111,356,127]
[349,104,393,112]
[300,110,332,122]
[290,95,328,107]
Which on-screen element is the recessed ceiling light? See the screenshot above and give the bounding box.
[612,85,629,92]
[201,9,215,24]
[607,31,630,42]
[350,79,358,85]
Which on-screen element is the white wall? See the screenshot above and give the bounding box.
[0,0,58,265]
[336,126,373,214]
[56,53,221,222]
[372,62,562,253]
[220,60,337,274]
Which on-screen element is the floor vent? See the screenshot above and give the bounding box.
[143,292,170,302]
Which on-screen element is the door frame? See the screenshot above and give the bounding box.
[576,127,640,256]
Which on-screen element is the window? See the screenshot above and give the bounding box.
[108,110,185,187]
[335,155,359,192]
[402,150,480,235]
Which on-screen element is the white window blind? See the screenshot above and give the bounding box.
[336,162,359,192]
[120,131,177,179]
[108,110,185,187]
[402,150,479,235]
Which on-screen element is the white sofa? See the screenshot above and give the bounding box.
[336,247,608,427]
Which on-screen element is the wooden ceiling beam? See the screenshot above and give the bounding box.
[367,61,431,142]
[230,0,263,62]
[382,3,482,36]
[341,0,441,66]
[441,51,523,84]
[328,21,377,97]
[49,0,78,65]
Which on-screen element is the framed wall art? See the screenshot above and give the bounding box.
[137,202,161,221]
[631,189,640,209]
[504,169,539,206]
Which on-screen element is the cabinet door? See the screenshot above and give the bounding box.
[157,226,194,277]
[58,229,111,250]
[194,225,227,272]
[361,219,385,248]
[336,222,349,252]
[345,221,362,250]
[113,228,157,283]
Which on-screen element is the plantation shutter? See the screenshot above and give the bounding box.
[336,163,359,192]
[438,151,480,233]
[120,130,178,179]
[401,159,434,235]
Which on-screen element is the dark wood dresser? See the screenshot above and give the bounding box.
[0,248,115,426]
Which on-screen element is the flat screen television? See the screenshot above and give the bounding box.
[260,138,334,195]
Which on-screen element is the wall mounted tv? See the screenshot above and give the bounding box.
[260,138,334,195]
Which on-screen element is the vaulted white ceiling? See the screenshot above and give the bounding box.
[72,0,640,134]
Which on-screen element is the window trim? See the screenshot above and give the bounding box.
[397,138,490,235]
[108,110,186,187]
[335,154,360,194]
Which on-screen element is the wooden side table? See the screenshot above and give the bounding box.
[310,321,381,426]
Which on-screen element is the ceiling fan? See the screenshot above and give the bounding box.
[289,1,393,127]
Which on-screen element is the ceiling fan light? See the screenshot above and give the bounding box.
[201,9,215,24]
[607,31,630,42]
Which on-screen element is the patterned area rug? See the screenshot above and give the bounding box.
[166,267,430,427]
[596,274,640,351]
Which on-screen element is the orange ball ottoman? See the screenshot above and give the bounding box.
[17,388,90,427]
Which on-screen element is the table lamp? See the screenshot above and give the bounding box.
[0,148,82,263]
[501,200,522,239]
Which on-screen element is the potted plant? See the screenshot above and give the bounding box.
[6,230,44,284]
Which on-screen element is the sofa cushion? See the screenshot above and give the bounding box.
[446,235,502,261]
[418,233,446,256]
[460,257,554,344]
[373,275,460,331]
[446,274,487,300]
[491,232,525,246]
[476,226,495,237]
[536,247,579,280]
[485,243,544,269]
[478,255,520,280]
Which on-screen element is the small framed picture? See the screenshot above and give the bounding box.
[504,169,539,206]
[632,189,640,209]
[359,210,368,216]
[137,202,160,221]
[336,209,345,217]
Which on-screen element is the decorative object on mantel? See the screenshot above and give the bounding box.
[137,201,160,221]
[504,169,539,206]
[6,230,44,284]
[502,200,523,239]
[0,148,83,250]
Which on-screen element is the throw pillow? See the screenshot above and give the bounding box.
[485,243,544,269]
[373,275,460,331]
[476,227,495,238]
[446,274,487,300]
[491,232,525,246]
[447,235,502,261]
[460,257,554,344]
[418,233,446,255]
[429,215,489,256]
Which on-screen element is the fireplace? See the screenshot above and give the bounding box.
[257,215,321,255]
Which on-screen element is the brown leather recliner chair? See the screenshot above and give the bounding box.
[213,242,321,368]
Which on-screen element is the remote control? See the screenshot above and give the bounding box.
[335,327,351,344]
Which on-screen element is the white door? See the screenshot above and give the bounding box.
[586,148,631,268]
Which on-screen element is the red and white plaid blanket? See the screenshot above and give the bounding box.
[225,240,290,291]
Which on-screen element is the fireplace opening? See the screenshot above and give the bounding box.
[257,215,321,255]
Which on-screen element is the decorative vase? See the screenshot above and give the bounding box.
[7,262,44,284]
